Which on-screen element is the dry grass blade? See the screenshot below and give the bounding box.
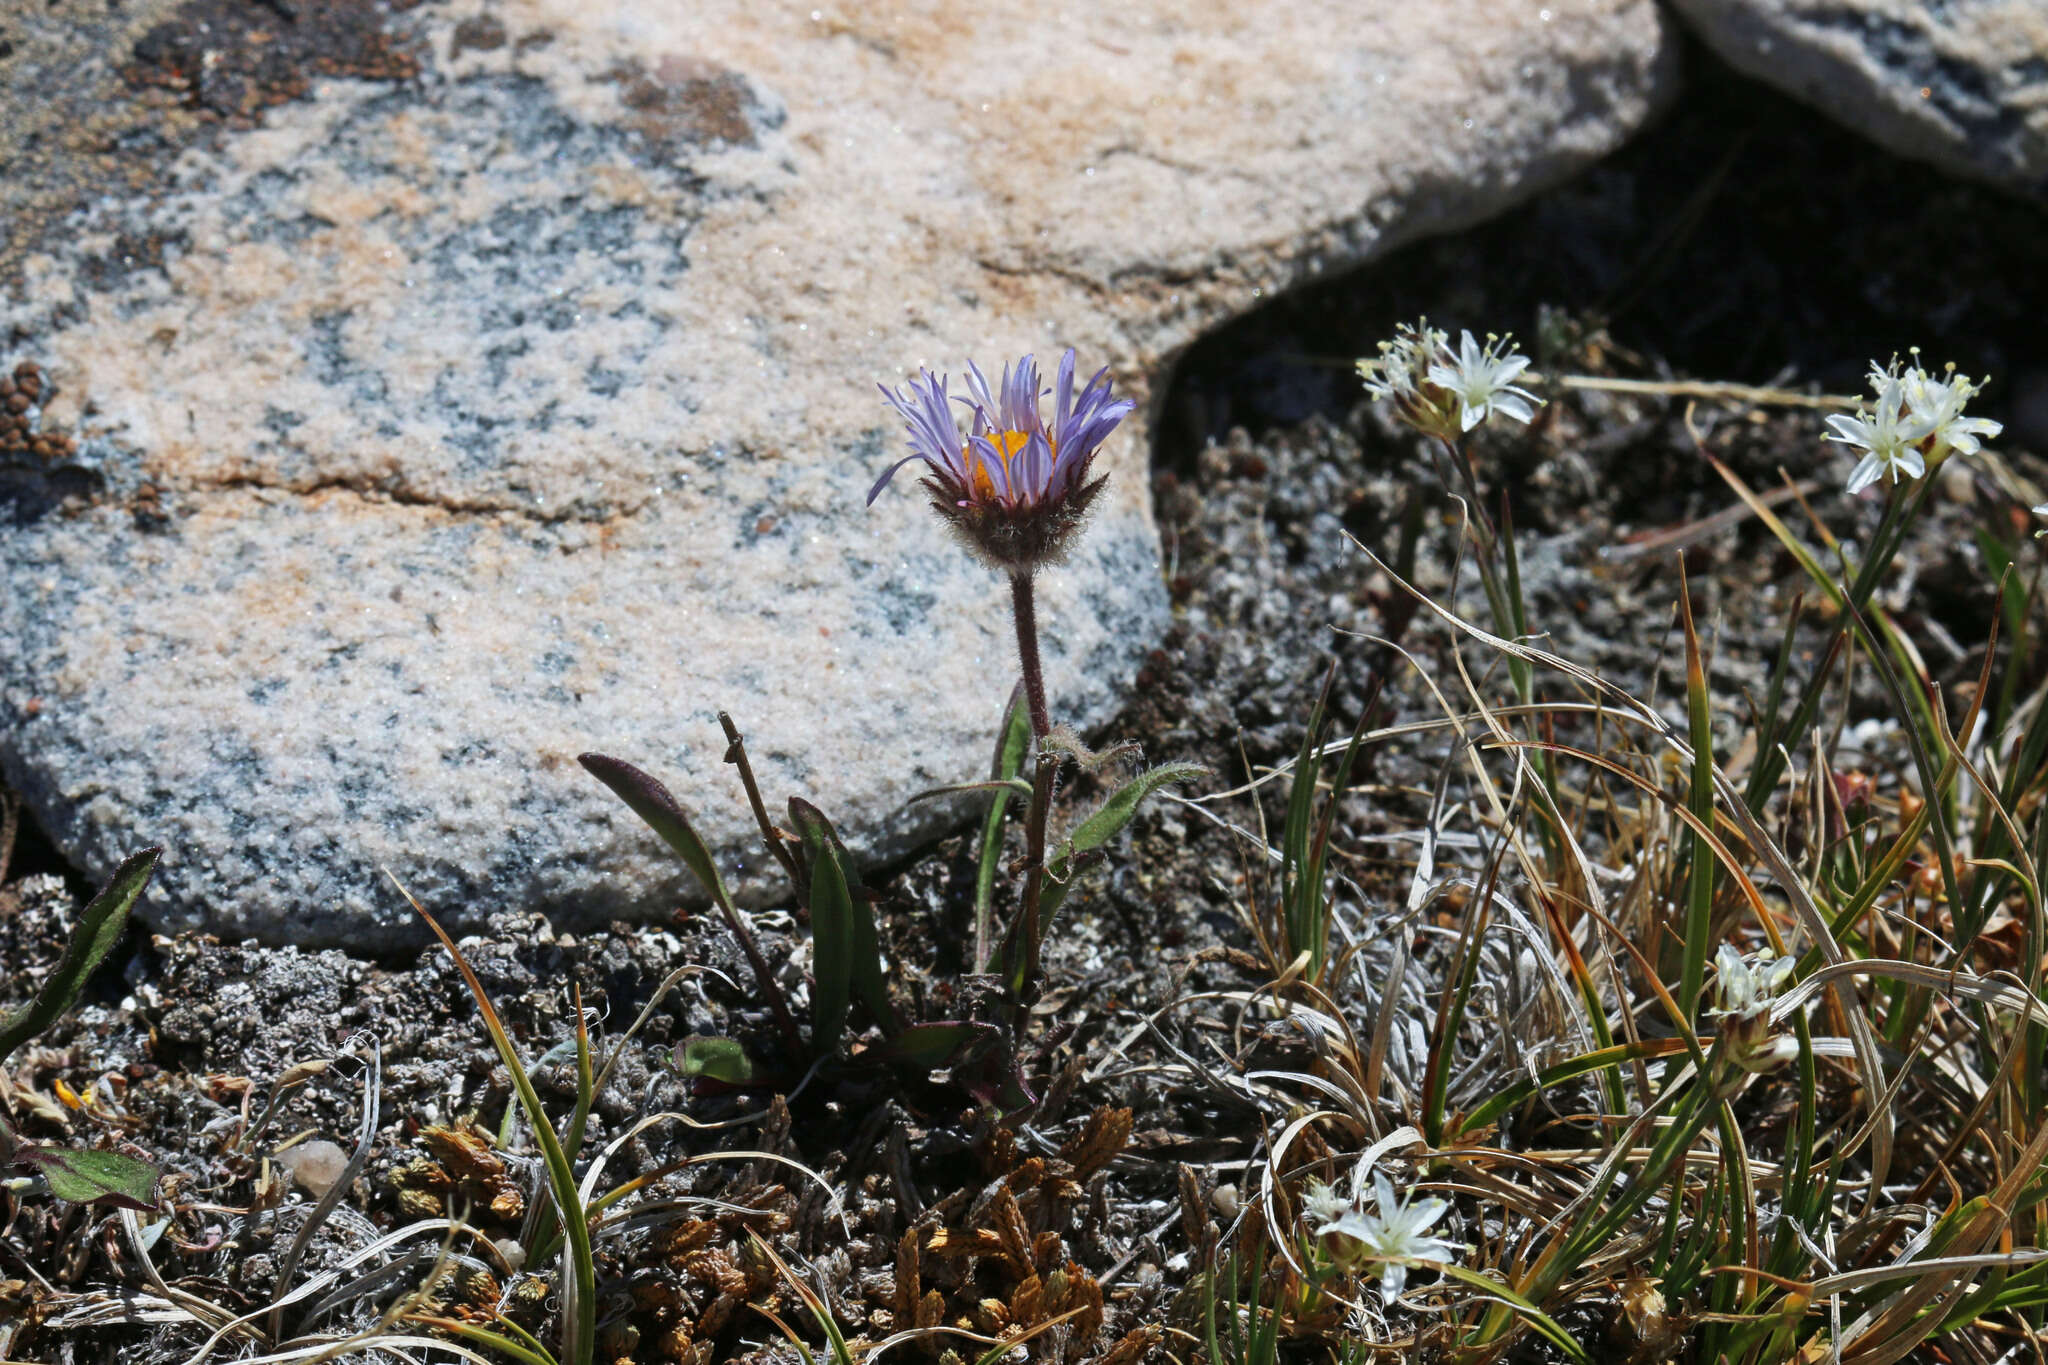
[268,1034,379,1342]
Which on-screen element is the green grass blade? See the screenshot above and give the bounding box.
[409,1316,563,1365]
[1297,680,1377,982]
[530,985,600,1266]
[789,799,853,1051]
[1279,671,1332,959]
[1439,1261,1592,1365]
[399,882,596,1365]
[1678,564,1718,1019]
[1422,844,1503,1146]
[1454,1038,1687,1136]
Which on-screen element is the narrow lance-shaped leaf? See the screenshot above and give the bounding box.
[581,752,803,1054]
[0,846,160,1068]
[1279,672,1333,951]
[786,799,893,1038]
[1297,678,1377,982]
[975,685,1032,972]
[844,881,892,1038]
[12,1144,161,1212]
[788,799,847,1050]
[1038,762,1208,931]
[578,754,731,906]
[876,1019,1002,1072]
[1678,558,1719,1021]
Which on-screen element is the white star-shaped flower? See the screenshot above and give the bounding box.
[1311,1171,1458,1300]
[1829,355,2002,494]
[1427,330,1542,432]
[1357,320,1448,406]
[1900,365,2002,458]
[1826,371,1928,494]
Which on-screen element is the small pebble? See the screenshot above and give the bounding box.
[1940,461,1974,505]
[277,1139,351,1197]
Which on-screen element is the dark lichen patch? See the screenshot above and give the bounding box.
[0,359,98,523]
[122,0,422,125]
[596,54,783,157]
[0,361,72,462]
[447,12,506,58]
[2,0,422,290]
[77,228,188,293]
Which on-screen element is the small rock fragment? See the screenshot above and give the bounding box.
[276,1139,350,1197]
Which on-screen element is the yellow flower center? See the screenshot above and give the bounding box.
[967,429,1035,499]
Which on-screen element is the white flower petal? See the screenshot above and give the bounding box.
[1493,393,1537,425]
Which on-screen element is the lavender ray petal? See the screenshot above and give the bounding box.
[867,452,934,505]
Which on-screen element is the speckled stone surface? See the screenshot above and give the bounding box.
[1668,0,2048,198]
[0,0,1677,944]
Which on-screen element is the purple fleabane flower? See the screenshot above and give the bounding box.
[872,349,1134,570]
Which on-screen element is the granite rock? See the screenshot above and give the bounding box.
[0,0,1677,944]
[1668,0,2048,198]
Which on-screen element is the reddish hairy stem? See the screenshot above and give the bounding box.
[1008,570,1055,1031]
[1010,572,1052,740]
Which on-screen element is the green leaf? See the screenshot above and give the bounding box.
[674,1036,761,1086]
[578,754,733,909]
[907,778,1035,805]
[975,686,1033,971]
[789,798,851,1051]
[0,847,160,1069]
[580,752,803,1055]
[1433,1261,1593,1365]
[782,794,888,1039]
[1678,565,1718,1021]
[1279,680,1329,936]
[1038,762,1206,929]
[406,1315,563,1365]
[13,1143,161,1211]
[1975,527,2025,642]
[1285,671,1375,982]
[875,1020,1000,1071]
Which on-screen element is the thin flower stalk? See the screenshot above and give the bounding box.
[1362,322,1562,861]
[873,347,1134,1028]
[1357,320,1543,657]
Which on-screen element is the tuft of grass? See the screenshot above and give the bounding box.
[1141,348,2048,1364]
